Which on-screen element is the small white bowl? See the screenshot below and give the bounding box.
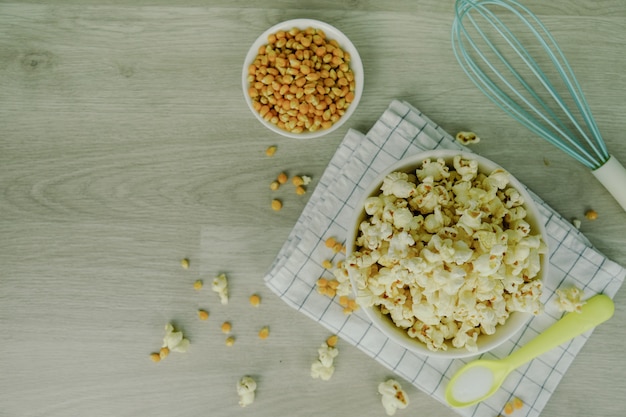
[345,150,548,358]
[242,19,364,139]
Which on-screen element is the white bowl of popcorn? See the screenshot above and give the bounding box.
[345,150,548,358]
[242,19,363,139]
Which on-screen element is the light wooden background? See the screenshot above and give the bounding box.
[1,1,625,416]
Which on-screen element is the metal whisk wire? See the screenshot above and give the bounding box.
[451,0,609,169]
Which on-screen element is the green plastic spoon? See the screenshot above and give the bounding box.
[445,294,615,408]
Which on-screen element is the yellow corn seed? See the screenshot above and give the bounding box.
[585,209,598,220]
[317,277,328,287]
[512,397,523,409]
[225,336,235,346]
[180,258,190,269]
[326,335,338,348]
[258,326,270,339]
[332,242,343,253]
[271,199,283,211]
[221,321,232,334]
[292,175,304,186]
[198,309,209,320]
[193,280,203,290]
[159,347,170,359]
[324,287,336,297]
[327,279,339,290]
[265,145,277,156]
[249,294,261,307]
[321,259,333,269]
[325,237,337,248]
[503,402,514,415]
[295,185,306,195]
[270,180,280,191]
[277,172,288,184]
[150,352,161,362]
[338,295,349,307]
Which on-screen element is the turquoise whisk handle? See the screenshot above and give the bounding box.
[591,155,626,212]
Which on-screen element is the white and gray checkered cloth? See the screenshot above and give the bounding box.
[264,100,626,417]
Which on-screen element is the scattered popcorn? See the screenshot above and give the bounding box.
[265,145,277,156]
[180,258,190,269]
[311,340,339,381]
[572,218,582,229]
[555,286,585,313]
[378,379,409,416]
[345,156,547,352]
[258,326,270,339]
[277,172,288,184]
[161,323,190,355]
[221,321,232,334]
[456,131,481,145]
[212,273,229,305]
[198,309,209,320]
[193,279,203,290]
[271,199,283,211]
[237,376,257,407]
[249,294,261,307]
[302,175,312,185]
[225,336,236,346]
[585,209,598,220]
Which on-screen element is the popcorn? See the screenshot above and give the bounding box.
[162,323,190,353]
[345,156,546,352]
[236,376,257,407]
[310,341,339,381]
[212,273,229,305]
[378,379,409,416]
[555,286,585,313]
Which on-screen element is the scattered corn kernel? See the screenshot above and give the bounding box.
[159,347,170,359]
[292,176,304,186]
[198,309,209,320]
[295,185,306,195]
[327,280,339,290]
[325,237,337,248]
[585,209,598,220]
[221,321,232,334]
[193,280,203,290]
[322,259,333,269]
[326,335,338,348]
[270,180,280,190]
[277,172,288,184]
[332,242,343,253]
[503,401,515,415]
[150,352,161,362]
[249,294,261,307]
[512,397,523,409]
[271,199,283,211]
[265,145,277,156]
[225,336,235,346]
[258,326,270,339]
[180,258,190,269]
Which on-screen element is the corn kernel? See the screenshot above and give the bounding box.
[585,209,598,220]
[327,280,339,290]
[271,199,283,211]
[512,397,523,409]
[193,280,203,290]
[159,347,170,359]
[180,258,190,269]
[503,402,514,415]
[150,352,161,362]
[321,259,333,269]
[292,175,304,186]
[317,277,328,287]
[225,336,235,346]
[326,335,338,348]
[270,181,280,190]
[249,294,261,307]
[332,242,343,253]
[258,326,270,339]
[325,237,336,248]
[265,145,277,156]
[295,185,306,195]
[221,321,232,334]
[338,295,349,307]
[198,309,209,320]
[277,172,288,184]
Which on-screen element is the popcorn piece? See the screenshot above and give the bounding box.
[237,376,257,407]
[311,341,339,381]
[455,131,481,145]
[555,286,585,313]
[302,175,312,185]
[378,379,409,416]
[345,156,546,352]
[161,323,190,354]
[211,273,229,305]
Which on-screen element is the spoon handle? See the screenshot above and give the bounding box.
[504,294,614,370]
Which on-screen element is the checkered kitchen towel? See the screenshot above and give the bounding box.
[264,100,626,417]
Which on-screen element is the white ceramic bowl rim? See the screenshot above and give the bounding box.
[345,149,549,358]
[242,18,364,139]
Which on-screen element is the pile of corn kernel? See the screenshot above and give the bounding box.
[266,145,312,211]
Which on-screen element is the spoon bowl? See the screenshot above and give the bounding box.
[445,294,615,407]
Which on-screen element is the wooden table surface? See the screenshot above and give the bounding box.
[1,1,625,416]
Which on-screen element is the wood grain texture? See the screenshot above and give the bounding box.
[1,2,625,417]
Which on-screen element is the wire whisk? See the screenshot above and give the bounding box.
[452,0,626,211]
